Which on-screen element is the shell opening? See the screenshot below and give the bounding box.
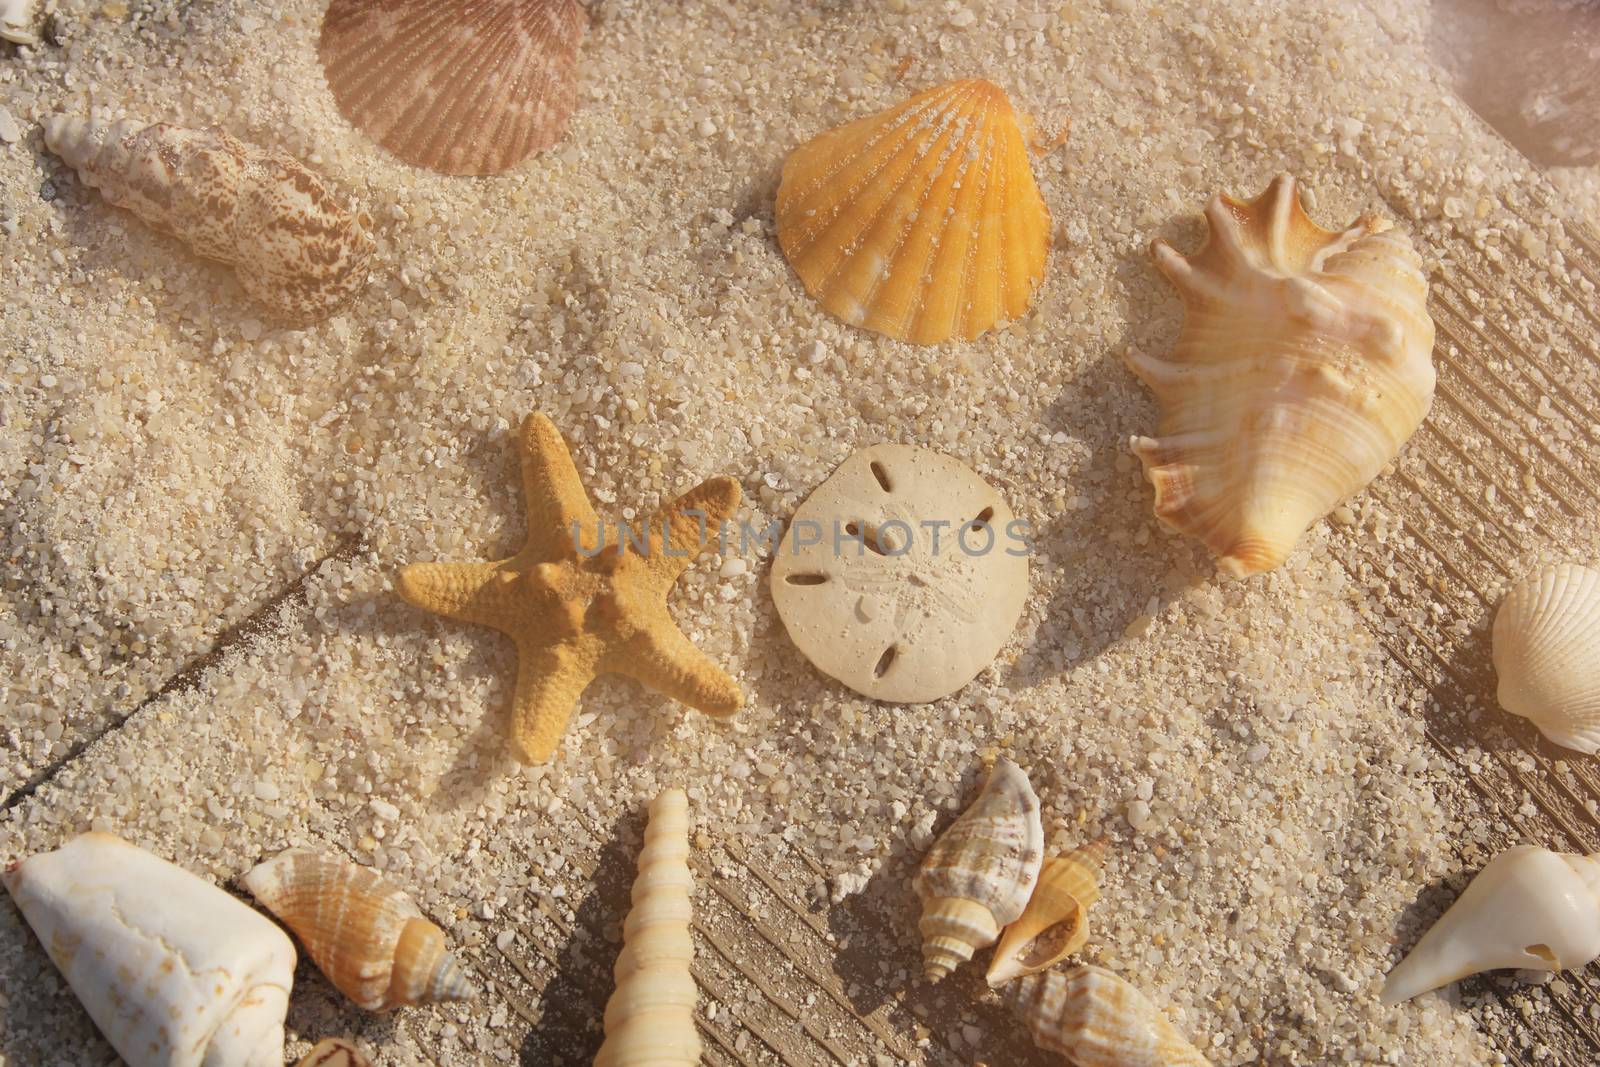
[874,645,898,678]
[870,461,892,492]
[784,573,828,586]
[1526,943,1558,964]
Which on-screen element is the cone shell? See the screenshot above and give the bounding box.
[242,847,476,1012]
[1129,174,1436,578]
[775,78,1051,345]
[594,788,702,1067]
[987,837,1106,987]
[295,1038,375,1067]
[1492,564,1600,754]
[1009,965,1212,1067]
[1,832,296,1067]
[913,758,1043,982]
[319,0,587,175]
[1381,844,1600,1004]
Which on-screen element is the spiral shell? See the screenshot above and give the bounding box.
[1492,563,1600,754]
[1009,965,1212,1067]
[1128,174,1436,577]
[319,0,587,175]
[776,78,1051,345]
[913,758,1043,982]
[42,114,374,321]
[1,832,296,1067]
[295,1038,374,1067]
[242,847,475,1012]
[594,788,702,1067]
[987,837,1106,987]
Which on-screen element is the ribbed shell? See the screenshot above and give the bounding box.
[319,0,587,175]
[775,78,1051,345]
[242,848,475,1012]
[987,837,1106,987]
[594,788,701,1067]
[1492,564,1600,753]
[294,1037,374,1067]
[913,758,1043,982]
[1009,966,1212,1067]
[1128,174,1436,578]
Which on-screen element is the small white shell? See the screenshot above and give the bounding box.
[1492,563,1600,753]
[0,0,36,44]
[1009,965,1211,1067]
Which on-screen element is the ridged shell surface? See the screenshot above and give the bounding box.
[1009,966,1212,1067]
[42,115,373,321]
[1128,174,1436,577]
[1492,563,1600,753]
[1,832,296,1067]
[913,758,1043,981]
[987,837,1106,987]
[320,0,587,175]
[594,788,701,1067]
[775,78,1051,344]
[242,847,476,1012]
[294,1038,375,1067]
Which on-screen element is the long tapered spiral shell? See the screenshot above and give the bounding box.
[1009,965,1212,1067]
[913,758,1043,982]
[42,114,373,321]
[1382,844,1600,1003]
[242,847,476,1012]
[1492,563,1600,754]
[1128,174,1436,578]
[987,837,1106,987]
[775,78,1051,345]
[594,788,702,1067]
[1,832,296,1067]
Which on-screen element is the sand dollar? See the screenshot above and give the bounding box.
[770,444,1029,702]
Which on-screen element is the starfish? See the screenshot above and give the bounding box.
[396,413,744,763]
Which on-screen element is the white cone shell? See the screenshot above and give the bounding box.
[1492,564,1600,754]
[1,832,296,1067]
[1382,844,1600,1003]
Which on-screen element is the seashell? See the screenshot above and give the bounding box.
[41,114,374,321]
[319,0,587,175]
[1128,174,1436,578]
[242,847,476,1012]
[913,758,1043,982]
[770,443,1029,703]
[1,0,37,44]
[594,788,701,1067]
[775,78,1051,345]
[986,837,1106,987]
[1381,844,1600,1003]
[1009,965,1212,1067]
[1491,563,1600,754]
[1,832,296,1067]
[294,1038,375,1067]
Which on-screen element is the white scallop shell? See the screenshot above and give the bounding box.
[1492,563,1600,753]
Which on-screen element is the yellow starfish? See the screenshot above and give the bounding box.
[396,413,744,763]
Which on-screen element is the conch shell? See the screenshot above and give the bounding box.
[775,78,1051,345]
[1009,965,1212,1067]
[1492,563,1600,754]
[295,1038,374,1067]
[986,837,1105,987]
[242,847,476,1012]
[594,788,701,1067]
[1129,174,1436,577]
[913,758,1043,982]
[42,115,374,321]
[1,832,296,1067]
[1382,844,1600,1003]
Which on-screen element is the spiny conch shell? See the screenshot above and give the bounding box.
[594,788,702,1067]
[242,847,476,1012]
[319,0,588,175]
[1381,844,1600,1004]
[986,837,1106,987]
[1,0,37,44]
[1009,965,1212,1067]
[1,832,296,1067]
[775,78,1052,345]
[913,758,1043,982]
[1491,563,1600,754]
[1128,174,1436,578]
[294,1038,375,1067]
[41,114,374,321]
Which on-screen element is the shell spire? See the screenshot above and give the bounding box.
[913,757,1044,982]
[242,848,476,1012]
[1130,174,1436,578]
[1492,563,1600,753]
[1009,965,1212,1067]
[594,788,702,1067]
[42,114,374,322]
[987,836,1106,987]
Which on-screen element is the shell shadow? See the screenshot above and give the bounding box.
[1428,613,1568,762]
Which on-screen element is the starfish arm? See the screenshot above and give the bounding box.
[606,620,743,718]
[645,475,742,584]
[395,560,520,628]
[520,413,602,559]
[510,640,598,763]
